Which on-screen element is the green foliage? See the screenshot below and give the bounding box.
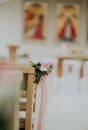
[30,61,53,84]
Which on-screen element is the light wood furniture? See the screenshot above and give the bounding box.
[0,67,21,130]
[8,45,18,62]
[1,63,36,130]
[19,83,38,130]
[57,55,88,77]
[7,44,38,130]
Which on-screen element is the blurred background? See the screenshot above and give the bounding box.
[0,0,87,61]
[0,1,88,130]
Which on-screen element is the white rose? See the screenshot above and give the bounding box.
[40,66,47,71]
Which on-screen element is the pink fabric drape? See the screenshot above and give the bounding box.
[37,77,47,130]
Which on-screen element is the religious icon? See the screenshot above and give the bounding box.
[56,4,80,42]
[23,2,48,41]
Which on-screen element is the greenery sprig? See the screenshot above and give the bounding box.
[30,61,53,84]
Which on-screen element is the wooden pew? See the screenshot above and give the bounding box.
[0,64,37,130]
[7,45,38,129]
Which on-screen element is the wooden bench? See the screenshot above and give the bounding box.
[0,63,37,130]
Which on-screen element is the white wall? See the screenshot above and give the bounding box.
[0,0,88,60]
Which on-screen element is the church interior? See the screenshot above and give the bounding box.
[0,0,88,130]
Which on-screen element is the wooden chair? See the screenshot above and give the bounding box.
[7,46,38,130]
[0,67,21,130]
[57,56,88,77]
[0,63,37,130]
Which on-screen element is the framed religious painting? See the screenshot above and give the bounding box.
[56,4,80,43]
[23,1,48,41]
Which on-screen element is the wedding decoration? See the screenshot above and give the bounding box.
[30,61,53,130]
[30,61,53,84]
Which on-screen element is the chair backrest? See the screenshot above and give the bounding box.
[83,61,88,78]
[0,63,35,130]
[0,65,22,130]
[62,59,81,79]
[59,60,81,96]
[80,61,88,96]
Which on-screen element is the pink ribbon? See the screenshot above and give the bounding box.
[37,77,47,130]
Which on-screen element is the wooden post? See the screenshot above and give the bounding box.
[25,74,34,130]
[8,45,18,62]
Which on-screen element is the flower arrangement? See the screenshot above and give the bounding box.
[30,61,53,84]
